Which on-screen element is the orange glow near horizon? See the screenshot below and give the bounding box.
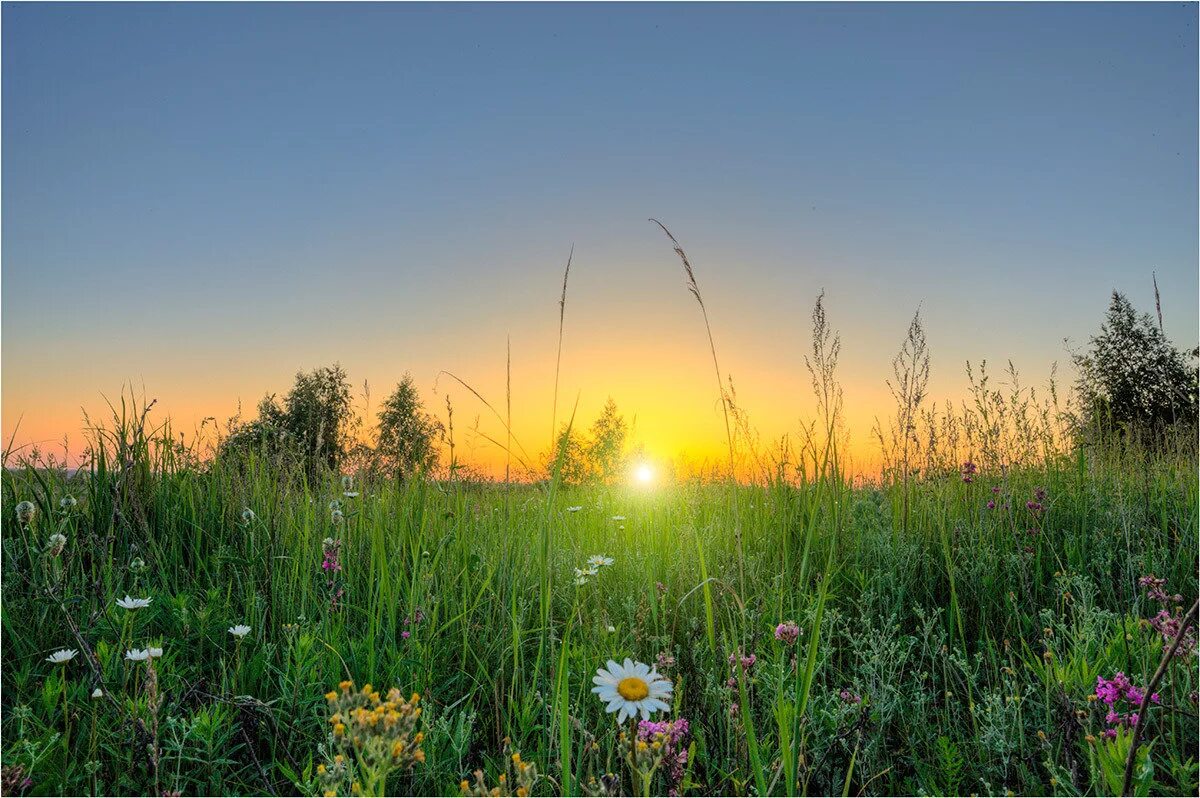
[0,330,1035,479]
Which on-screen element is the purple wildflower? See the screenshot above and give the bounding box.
[775,621,801,646]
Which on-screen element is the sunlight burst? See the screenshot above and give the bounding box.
[634,462,654,486]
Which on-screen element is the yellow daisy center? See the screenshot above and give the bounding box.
[617,676,649,701]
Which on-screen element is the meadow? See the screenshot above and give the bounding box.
[1,394,1197,796]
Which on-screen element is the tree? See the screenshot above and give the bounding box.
[1073,292,1198,431]
[375,374,442,480]
[585,398,628,484]
[547,425,588,486]
[219,364,355,475]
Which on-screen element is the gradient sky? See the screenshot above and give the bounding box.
[3,3,1197,473]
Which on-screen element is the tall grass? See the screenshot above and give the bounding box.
[1,248,1197,797]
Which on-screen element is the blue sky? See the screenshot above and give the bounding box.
[3,3,1196,464]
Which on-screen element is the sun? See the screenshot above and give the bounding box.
[634,462,654,485]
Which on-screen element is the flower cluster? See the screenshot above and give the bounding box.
[323,681,425,795]
[1139,574,1195,657]
[726,649,756,683]
[637,717,690,796]
[960,461,977,483]
[574,554,614,586]
[402,608,424,640]
[1138,574,1180,606]
[838,688,862,705]
[2,765,33,795]
[460,741,537,797]
[725,648,756,715]
[774,620,801,646]
[1095,673,1158,738]
[322,538,346,611]
[1026,487,1047,513]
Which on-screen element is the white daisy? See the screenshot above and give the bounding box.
[125,649,150,662]
[587,555,614,568]
[611,515,626,521]
[116,595,152,610]
[46,648,77,664]
[147,646,164,658]
[574,574,590,586]
[343,491,360,498]
[566,506,583,513]
[591,658,673,723]
[229,624,251,638]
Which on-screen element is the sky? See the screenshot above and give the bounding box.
[3,2,1197,475]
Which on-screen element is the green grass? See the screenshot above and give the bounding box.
[1,416,1197,796]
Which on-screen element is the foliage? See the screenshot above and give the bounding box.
[219,364,356,476]
[373,374,443,481]
[1073,291,1199,432]
[2,394,1196,797]
[550,398,629,486]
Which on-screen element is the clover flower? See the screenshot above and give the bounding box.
[241,508,256,524]
[637,717,690,796]
[59,495,78,510]
[728,649,756,673]
[838,688,862,705]
[775,620,801,646]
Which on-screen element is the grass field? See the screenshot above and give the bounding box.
[1,400,1197,797]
